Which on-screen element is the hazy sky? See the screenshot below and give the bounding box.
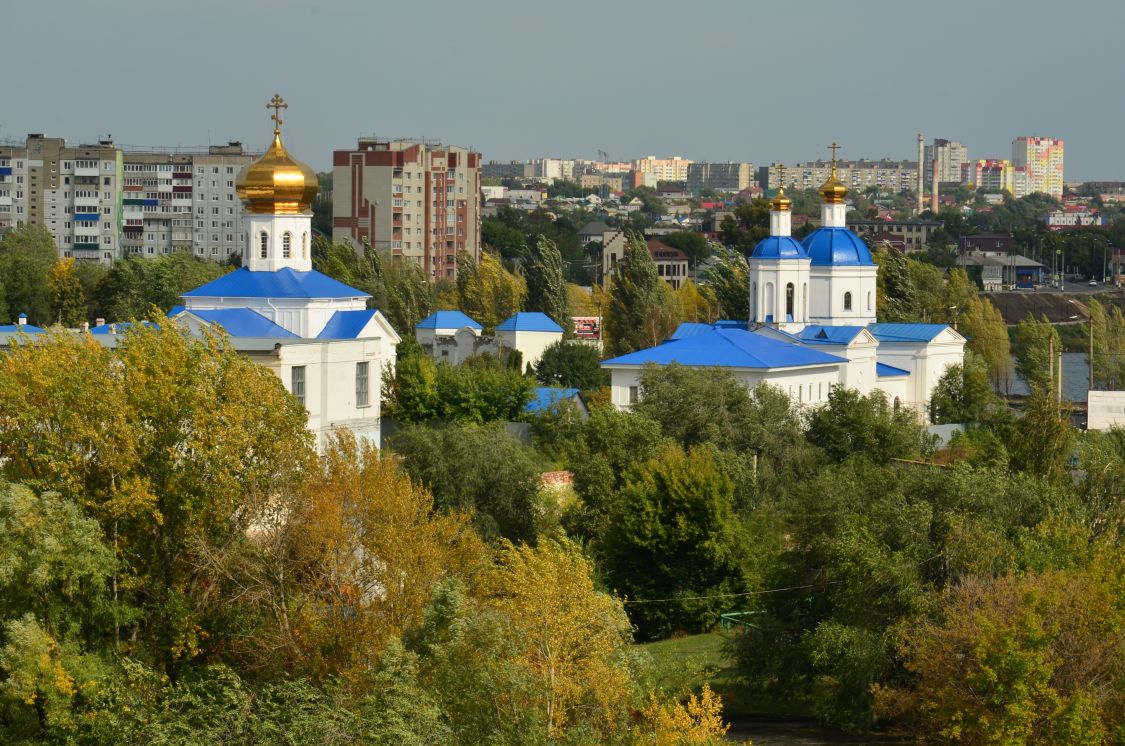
[5,0,1122,179]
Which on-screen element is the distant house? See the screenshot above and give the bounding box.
[578,221,613,244]
[960,233,1018,254]
[415,310,564,369]
[524,387,588,418]
[599,233,689,289]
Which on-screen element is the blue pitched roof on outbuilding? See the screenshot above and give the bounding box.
[181,309,298,338]
[670,320,746,340]
[751,235,808,260]
[89,321,158,334]
[602,326,848,370]
[525,387,583,415]
[415,310,482,330]
[183,267,368,300]
[318,309,378,339]
[801,227,874,266]
[876,362,911,378]
[797,325,868,344]
[496,312,564,333]
[867,323,950,343]
[0,324,45,334]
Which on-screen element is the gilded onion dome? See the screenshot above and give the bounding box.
[770,185,791,212]
[818,141,848,204]
[236,94,318,215]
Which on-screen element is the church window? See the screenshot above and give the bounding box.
[283,232,292,258]
[259,231,268,259]
[867,291,872,311]
[751,282,757,318]
[844,291,852,311]
[302,232,308,259]
[893,396,901,413]
[765,282,775,320]
[291,366,306,406]
[785,283,794,318]
[803,282,808,318]
[356,362,370,407]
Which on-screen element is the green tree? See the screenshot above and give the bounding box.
[94,250,225,321]
[873,245,921,322]
[1014,315,1061,391]
[534,339,607,391]
[660,231,712,268]
[604,236,681,355]
[1086,298,1112,389]
[390,423,544,542]
[0,224,56,324]
[700,246,750,320]
[601,446,751,639]
[805,387,932,463]
[380,250,436,336]
[524,236,570,331]
[929,351,1007,425]
[960,296,1012,391]
[1008,383,1075,483]
[719,198,770,253]
[47,258,86,327]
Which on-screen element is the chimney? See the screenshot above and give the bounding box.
[95,317,105,327]
[81,321,90,332]
[931,157,939,214]
[16,313,27,326]
[916,133,925,215]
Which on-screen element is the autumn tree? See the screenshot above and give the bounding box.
[92,250,225,321]
[1014,315,1061,391]
[676,279,719,323]
[524,236,570,332]
[699,246,750,320]
[456,250,526,331]
[0,224,56,324]
[47,258,87,327]
[604,236,682,355]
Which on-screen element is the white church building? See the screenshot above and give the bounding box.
[602,158,965,420]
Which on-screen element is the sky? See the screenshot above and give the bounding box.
[5,0,1123,180]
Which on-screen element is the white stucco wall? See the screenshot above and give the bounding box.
[1087,391,1125,431]
[808,265,878,326]
[498,329,563,370]
[607,364,842,410]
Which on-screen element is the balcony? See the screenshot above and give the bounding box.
[74,166,99,177]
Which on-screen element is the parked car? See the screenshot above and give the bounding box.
[1089,279,1099,287]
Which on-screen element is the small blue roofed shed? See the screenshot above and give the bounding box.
[496,312,564,333]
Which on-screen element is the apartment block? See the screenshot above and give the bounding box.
[923,139,968,185]
[332,138,482,280]
[965,159,1030,198]
[0,134,121,263]
[632,155,693,183]
[759,160,919,195]
[1012,136,1064,199]
[482,160,532,180]
[686,162,755,193]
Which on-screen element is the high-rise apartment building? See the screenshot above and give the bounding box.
[332,138,481,280]
[965,159,1030,198]
[923,139,968,185]
[632,156,693,183]
[0,134,122,263]
[686,162,755,193]
[1011,136,1064,199]
[0,134,259,264]
[759,160,919,194]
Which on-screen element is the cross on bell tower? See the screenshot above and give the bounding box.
[267,93,288,134]
[827,142,840,173]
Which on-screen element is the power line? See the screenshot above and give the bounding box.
[622,581,839,605]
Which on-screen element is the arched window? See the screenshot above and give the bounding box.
[893,396,901,413]
[867,291,872,311]
[283,232,292,259]
[765,282,775,320]
[259,231,268,259]
[785,283,794,318]
[302,232,308,259]
[843,291,852,311]
[803,282,808,319]
[751,282,757,318]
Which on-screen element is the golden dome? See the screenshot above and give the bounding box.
[236,95,317,215]
[770,186,791,212]
[819,172,848,204]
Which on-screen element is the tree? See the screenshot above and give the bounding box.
[0,324,314,675]
[960,296,1012,391]
[719,199,770,253]
[534,339,607,391]
[1007,383,1074,483]
[94,250,225,321]
[601,446,751,639]
[1086,298,1112,389]
[660,231,712,268]
[382,351,534,425]
[929,351,1007,425]
[699,246,750,320]
[0,224,56,324]
[390,423,545,542]
[47,258,86,326]
[676,279,718,323]
[524,236,570,331]
[604,236,681,356]
[456,250,526,331]
[1014,315,1061,392]
[873,245,921,322]
[805,387,932,463]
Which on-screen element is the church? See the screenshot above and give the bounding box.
[601,154,965,420]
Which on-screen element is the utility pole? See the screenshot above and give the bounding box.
[1090,317,1095,390]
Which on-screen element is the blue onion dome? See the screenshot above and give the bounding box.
[800,227,874,266]
[751,235,808,260]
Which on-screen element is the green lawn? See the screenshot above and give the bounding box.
[639,631,754,715]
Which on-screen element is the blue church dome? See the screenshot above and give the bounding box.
[751,235,807,260]
[801,227,874,266]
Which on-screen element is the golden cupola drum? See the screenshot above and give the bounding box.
[236,94,317,215]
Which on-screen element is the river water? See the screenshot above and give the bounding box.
[1002,352,1089,403]
[727,720,903,744]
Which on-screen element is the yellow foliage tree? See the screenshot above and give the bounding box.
[959,296,1011,391]
[640,684,730,745]
[677,279,719,323]
[456,250,526,330]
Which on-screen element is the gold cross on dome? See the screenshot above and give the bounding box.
[828,141,840,168]
[267,94,288,132]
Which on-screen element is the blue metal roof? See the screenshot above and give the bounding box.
[318,309,378,339]
[496,312,564,333]
[525,387,581,414]
[797,325,868,344]
[89,321,158,334]
[801,227,874,266]
[602,327,848,370]
[182,309,298,338]
[0,324,44,334]
[876,362,911,378]
[751,235,808,260]
[867,323,950,343]
[183,267,368,300]
[670,320,746,340]
[416,310,482,330]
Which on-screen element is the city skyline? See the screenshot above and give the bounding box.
[4,0,1122,180]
